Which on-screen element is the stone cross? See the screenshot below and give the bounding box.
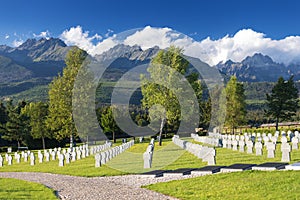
[227,139,232,149]
[58,154,64,167]
[232,140,238,151]
[95,153,101,167]
[281,142,291,162]
[24,153,28,162]
[143,151,153,168]
[77,150,82,160]
[71,151,76,162]
[239,140,245,152]
[65,153,70,164]
[101,152,106,164]
[15,153,21,163]
[51,151,56,160]
[222,139,227,148]
[45,152,50,162]
[8,155,12,165]
[255,141,263,156]
[38,153,43,163]
[82,149,86,158]
[266,142,276,158]
[246,140,253,154]
[30,153,35,166]
[292,137,299,150]
[0,155,3,167]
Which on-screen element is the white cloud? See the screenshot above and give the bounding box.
[5,34,9,39]
[60,26,104,55]
[33,30,51,39]
[124,26,175,50]
[105,29,114,38]
[12,39,24,47]
[59,26,300,65]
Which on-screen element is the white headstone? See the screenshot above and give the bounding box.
[95,153,101,167]
[7,155,12,165]
[51,151,56,160]
[58,154,64,167]
[281,142,291,162]
[45,152,50,162]
[292,137,299,150]
[24,153,28,162]
[255,141,263,156]
[65,153,70,164]
[15,153,21,163]
[239,140,245,152]
[246,141,253,154]
[266,142,276,158]
[30,153,35,166]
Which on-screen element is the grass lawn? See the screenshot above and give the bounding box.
[144,170,300,200]
[1,137,300,200]
[0,137,300,177]
[0,178,58,200]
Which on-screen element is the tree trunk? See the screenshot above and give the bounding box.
[159,118,165,146]
[113,132,116,143]
[17,140,20,149]
[42,136,46,150]
[276,117,279,131]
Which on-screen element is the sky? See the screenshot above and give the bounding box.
[1,0,300,65]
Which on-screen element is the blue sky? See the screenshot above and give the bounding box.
[1,0,300,65]
[0,0,300,46]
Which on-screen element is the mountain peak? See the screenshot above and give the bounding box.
[242,53,274,66]
[17,38,66,50]
[96,44,159,62]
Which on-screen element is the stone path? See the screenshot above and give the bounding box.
[0,172,203,200]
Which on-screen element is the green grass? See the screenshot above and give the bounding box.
[0,178,58,200]
[144,170,300,200]
[1,138,300,177]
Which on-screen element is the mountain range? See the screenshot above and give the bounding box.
[0,38,70,82]
[215,53,300,82]
[0,37,300,102]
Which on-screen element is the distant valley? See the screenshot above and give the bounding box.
[0,37,300,105]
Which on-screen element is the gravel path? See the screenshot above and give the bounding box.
[0,172,204,200]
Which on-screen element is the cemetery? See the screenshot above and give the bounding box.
[1,129,300,199]
[0,28,300,199]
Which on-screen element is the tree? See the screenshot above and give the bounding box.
[0,101,7,124]
[141,46,202,145]
[224,76,246,134]
[22,102,50,149]
[47,47,87,141]
[1,100,29,148]
[100,106,119,143]
[0,101,8,135]
[266,76,299,130]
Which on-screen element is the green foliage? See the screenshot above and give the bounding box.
[266,76,299,130]
[1,100,29,148]
[0,101,7,124]
[47,47,88,141]
[8,85,49,102]
[141,46,202,144]
[0,178,58,200]
[99,106,120,143]
[22,102,51,149]
[224,76,246,133]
